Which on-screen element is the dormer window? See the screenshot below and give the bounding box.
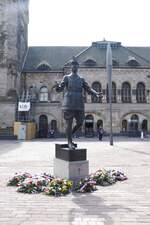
[84,59,97,67]
[36,61,51,71]
[127,56,139,67]
[112,59,119,67]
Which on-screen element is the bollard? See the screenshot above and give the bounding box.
[141,131,144,140]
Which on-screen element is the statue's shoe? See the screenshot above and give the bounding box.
[72,142,77,147]
[68,142,76,150]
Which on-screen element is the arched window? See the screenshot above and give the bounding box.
[51,120,57,131]
[39,86,48,102]
[136,82,146,103]
[106,82,117,103]
[121,82,131,103]
[91,82,102,103]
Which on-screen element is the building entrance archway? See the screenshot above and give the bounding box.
[85,114,94,137]
[129,114,139,131]
[121,113,148,137]
[142,119,148,132]
[39,115,48,138]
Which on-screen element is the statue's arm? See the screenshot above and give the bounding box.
[54,76,68,93]
[83,79,103,97]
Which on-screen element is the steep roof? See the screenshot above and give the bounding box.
[127,47,150,64]
[75,41,150,68]
[23,46,86,72]
[23,41,150,72]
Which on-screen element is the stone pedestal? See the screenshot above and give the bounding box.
[54,144,89,185]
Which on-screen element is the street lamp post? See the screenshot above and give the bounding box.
[106,43,113,145]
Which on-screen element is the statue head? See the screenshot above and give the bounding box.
[70,56,79,73]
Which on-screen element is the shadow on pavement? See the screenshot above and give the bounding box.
[70,192,133,225]
[0,141,22,155]
[115,144,150,156]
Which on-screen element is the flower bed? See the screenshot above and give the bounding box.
[7,169,127,196]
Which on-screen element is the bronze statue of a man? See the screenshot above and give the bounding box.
[55,58,102,149]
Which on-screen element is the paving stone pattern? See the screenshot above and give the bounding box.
[0,137,150,225]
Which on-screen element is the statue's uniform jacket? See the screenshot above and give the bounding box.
[56,73,98,111]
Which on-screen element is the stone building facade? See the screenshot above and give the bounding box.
[1,0,150,138]
[22,42,150,138]
[0,0,29,128]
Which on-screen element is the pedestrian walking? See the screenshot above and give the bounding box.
[98,127,104,141]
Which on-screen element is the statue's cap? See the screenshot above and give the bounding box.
[70,56,79,65]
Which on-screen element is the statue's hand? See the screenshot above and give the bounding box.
[97,92,103,98]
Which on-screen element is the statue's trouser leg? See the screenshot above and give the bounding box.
[72,122,82,135]
[66,118,73,145]
[72,110,84,135]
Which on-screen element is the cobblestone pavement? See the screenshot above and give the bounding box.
[0,137,150,225]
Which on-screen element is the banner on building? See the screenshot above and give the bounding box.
[18,102,30,111]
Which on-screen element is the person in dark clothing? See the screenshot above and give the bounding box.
[98,127,104,141]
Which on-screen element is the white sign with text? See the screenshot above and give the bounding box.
[18,102,30,111]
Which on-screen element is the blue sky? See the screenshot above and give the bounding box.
[28,0,150,46]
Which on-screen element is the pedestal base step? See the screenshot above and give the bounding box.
[54,158,89,185]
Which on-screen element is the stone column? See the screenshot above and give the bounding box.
[132,88,137,103]
[117,86,122,103]
[146,90,150,103]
